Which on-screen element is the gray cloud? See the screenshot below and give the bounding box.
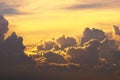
[37,35,77,51]
[66,39,101,64]
[64,3,104,10]
[0,16,120,79]
[80,28,106,45]
[44,51,68,64]
[63,0,120,10]
[56,35,77,50]
[0,15,8,43]
[0,15,34,68]
[113,25,120,36]
[37,40,59,51]
[0,2,26,15]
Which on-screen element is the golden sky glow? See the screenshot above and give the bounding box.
[1,0,120,45]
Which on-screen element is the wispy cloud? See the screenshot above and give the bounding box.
[63,0,120,10]
[0,2,26,15]
[64,3,104,10]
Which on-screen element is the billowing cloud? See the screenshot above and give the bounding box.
[80,28,106,45]
[56,35,77,50]
[37,35,77,51]
[43,51,68,64]
[37,40,59,51]
[66,39,101,64]
[1,15,120,79]
[0,15,8,43]
[0,15,34,68]
[100,38,120,64]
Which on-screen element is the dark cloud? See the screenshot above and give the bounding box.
[0,15,120,79]
[3,32,25,52]
[0,15,34,68]
[37,40,59,51]
[80,28,106,45]
[63,0,120,10]
[37,35,77,51]
[43,51,68,64]
[0,2,26,15]
[0,15,8,43]
[66,39,101,64]
[56,35,77,50]
[64,3,104,10]
[100,38,120,64]
[113,25,120,36]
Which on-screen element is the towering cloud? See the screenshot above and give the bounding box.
[0,15,34,69]
[80,28,106,45]
[0,15,8,43]
[3,32,25,52]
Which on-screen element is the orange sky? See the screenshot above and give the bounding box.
[1,0,120,45]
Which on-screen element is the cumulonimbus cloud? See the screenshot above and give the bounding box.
[0,15,34,69]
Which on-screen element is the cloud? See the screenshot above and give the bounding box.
[56,35,77,50]
[0,2,26,15]
[113,25,120,36]
[100,38,120,64]
[64,3,104,10]
[37,40,59,51]
[0,15,34,68]
[66,39,101,64]
[3,32,25,52]
[37,35,77,51]
[63,0,120,10]
[35,27,120,65]
[80,28,106,45]
[0,15,8,43]
[43,51,68,64]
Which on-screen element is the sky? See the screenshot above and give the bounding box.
[1,0,120,45]
[1,1,120,79]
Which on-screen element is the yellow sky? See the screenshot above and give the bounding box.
[2,0,120,45]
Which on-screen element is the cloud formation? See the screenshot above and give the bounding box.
[66,39,101,64]
[80,28,106,45]
[35,27,120,65]
[56,35,77,49]
[113,25,120,36]
[0,15,120,79]
[63,0,120,10]
[0,2,26,15]
[0,15,8,43]
[0,15,34,68]
[43,51,68,64]
[37,40,59,51]
[64,3,104,10]
[37,35,77,51]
